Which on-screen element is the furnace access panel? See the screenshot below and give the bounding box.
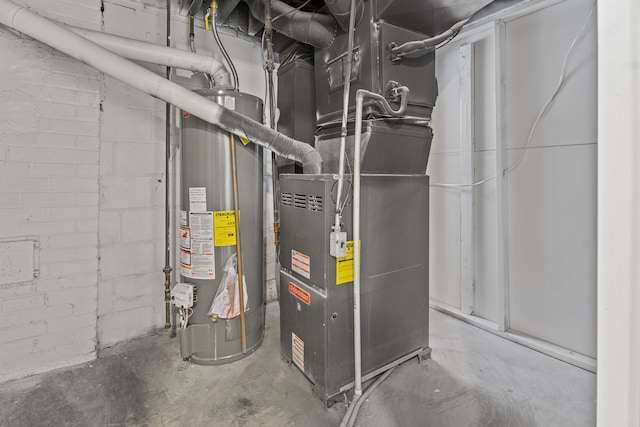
[278,173,430,404]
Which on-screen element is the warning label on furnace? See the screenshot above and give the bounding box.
[336,240,354,285]
[292,332,304,371]
[291,250,310,279]
[214,210,237,247]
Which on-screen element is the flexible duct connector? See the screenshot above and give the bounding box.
[0,0,321,173]
[245,0,336,48]
[68,26,232,87]
[323,0,363,32]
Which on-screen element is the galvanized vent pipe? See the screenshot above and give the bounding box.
[0,0,322,174]
[68,26,233,87]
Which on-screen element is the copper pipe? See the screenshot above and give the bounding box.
[229,133,247,353]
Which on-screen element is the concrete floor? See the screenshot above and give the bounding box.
[0,304,595,427]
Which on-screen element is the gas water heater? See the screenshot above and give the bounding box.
[175,89,265,364]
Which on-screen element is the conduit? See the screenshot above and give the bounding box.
[352,86,409,397]
[333,0,357,232]
[389,18,469,62]
[245,0,336,49]
[0,0,322,174]
[163,0,174,335]
[68,26,232,87]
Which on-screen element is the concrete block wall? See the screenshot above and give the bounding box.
[97,0,168,346]
[0,0,269,381]
[0,0,102,382]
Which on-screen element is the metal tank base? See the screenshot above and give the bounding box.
[179,304,265,365]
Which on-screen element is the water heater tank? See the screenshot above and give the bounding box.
[178,88,265,364]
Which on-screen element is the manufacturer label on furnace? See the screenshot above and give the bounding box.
[288,282,310,305]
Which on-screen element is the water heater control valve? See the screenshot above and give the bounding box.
[171,283,194,309]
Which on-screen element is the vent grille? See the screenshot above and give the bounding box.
[308,196,323,212]
[294,194,307,209]
[282,192,323,212]
[281,193,293,207]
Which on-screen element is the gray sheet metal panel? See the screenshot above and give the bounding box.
[315,1,436,124]
[279,174,429,401]
[179,89,265,364]
[316,119,433,174]
[277,59,317,146]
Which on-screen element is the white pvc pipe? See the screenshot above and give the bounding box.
[352,87,410,398]
[353,91,364,397]
[67,26,232,86]
[0,0,321,173]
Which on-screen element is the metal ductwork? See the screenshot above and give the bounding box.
[324,0,364,31]
[245,0,337,48]
[0,0,322,174]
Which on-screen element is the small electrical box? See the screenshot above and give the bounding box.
[171,283,195,309]
[329,230,347,258]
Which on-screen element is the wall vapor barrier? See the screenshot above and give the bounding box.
[0,0,322,174]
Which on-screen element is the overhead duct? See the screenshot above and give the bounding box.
[68,26,232,86]
[245,0,337,48]
[323,0,363,31]
[0,0,322,174]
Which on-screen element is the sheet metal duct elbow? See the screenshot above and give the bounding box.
[0,0,320,173]
[245,0,336,48]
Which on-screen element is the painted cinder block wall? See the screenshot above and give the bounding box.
[0,0,268,382]
[0,0,102,382]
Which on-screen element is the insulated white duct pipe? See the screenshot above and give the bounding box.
[68,26,232,87]
[0,0,322,173]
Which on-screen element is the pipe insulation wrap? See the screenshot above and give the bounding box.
[246,0,336,48]
[68,26,232,86]
[0,0,321,173]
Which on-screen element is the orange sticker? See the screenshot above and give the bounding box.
[289,282,311,305]
[183,111,191,119]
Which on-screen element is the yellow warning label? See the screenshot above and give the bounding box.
[239,136,250,146]
[214,210,238,247]
[336,240,354,285]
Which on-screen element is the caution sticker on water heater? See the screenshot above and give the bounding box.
[214,210,237,247]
